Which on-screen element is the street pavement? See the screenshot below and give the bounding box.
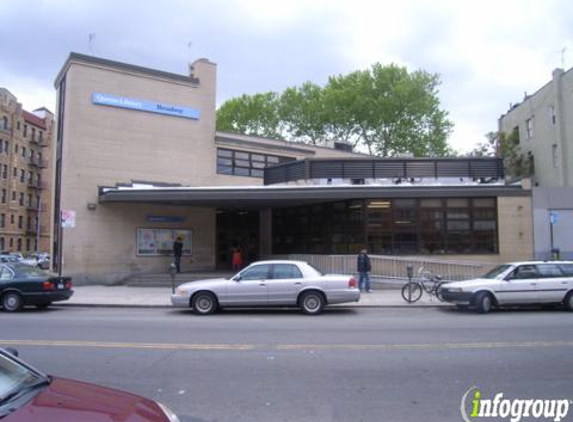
[60,283,448,308]
[1,306,572,422]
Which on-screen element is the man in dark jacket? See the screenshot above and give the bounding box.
[173,237,183,273]
[357,248,372,293]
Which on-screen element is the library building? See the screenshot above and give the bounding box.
[53,53,533,284]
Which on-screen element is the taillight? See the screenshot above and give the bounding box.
[348,277,357,289]
[42,281,55,291]
[65,281,72,290]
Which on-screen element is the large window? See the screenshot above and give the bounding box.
[272,198,498,255]
[217,148,295,178]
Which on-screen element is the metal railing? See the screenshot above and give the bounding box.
[264,157,504,185]
[271,254,498,282]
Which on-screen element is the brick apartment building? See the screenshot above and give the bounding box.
[0,88,54,254]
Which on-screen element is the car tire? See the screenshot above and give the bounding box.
[474,291,494,314]
[191,292,217,315]
[564,291,573,312]
[300,291,325,315]
[2,292,23,312]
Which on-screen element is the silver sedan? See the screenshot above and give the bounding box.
[171,260,360,315]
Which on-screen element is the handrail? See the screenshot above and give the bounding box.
[271,253,498,282]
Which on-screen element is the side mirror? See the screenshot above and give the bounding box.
[233,276,242,282]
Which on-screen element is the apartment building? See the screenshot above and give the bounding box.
[0,88,54,254]
[499,67,573,259]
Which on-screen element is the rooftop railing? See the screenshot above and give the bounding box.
[264,157,504,185]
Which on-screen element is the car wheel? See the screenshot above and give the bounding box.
[564,291,573,312]
[300,291,325,315]
[474,291,494,314]
[2,292,23,312]
[191,292,217,315]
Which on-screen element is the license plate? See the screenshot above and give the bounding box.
[58,283,64,289]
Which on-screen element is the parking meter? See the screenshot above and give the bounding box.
[169,263,177,294]
[406,263,414,281]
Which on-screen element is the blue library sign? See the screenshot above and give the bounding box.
[92,92,200,120]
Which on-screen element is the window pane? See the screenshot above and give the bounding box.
[241,265,270,280]
[217,158,232,166]
[535,264,563,278]
[420,199,442,208]
[217,165,232,174]
[251,169,264,178]
[447,198,468,207]
[234,159,250,168]
[473,198,495,207]
[272,264,303,279]
[235,152,249,160]
[267,156,279,163]
[251,154,265,161]
[217,149,232,158]
[234,167,250,176]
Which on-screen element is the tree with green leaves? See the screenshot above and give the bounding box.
[469,130,532,179]
[216,63,454,157]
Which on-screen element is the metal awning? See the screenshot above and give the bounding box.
[98,184,529,209]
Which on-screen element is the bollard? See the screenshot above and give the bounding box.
[169,262,177,294]
[551,248,561,261]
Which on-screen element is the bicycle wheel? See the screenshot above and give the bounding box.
[401,282,423,303]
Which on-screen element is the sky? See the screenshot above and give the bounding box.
[1,0,572,153]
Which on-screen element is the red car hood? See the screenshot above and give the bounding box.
[4,376,168,422]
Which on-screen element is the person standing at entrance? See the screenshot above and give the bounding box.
[173,236,183,273]
[357,248,372,293]
[232,245,243,272]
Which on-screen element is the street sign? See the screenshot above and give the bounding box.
[549,211,558,225]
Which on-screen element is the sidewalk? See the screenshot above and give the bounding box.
[58,284,452,309]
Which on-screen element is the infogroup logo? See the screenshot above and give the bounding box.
[460,387,571,422]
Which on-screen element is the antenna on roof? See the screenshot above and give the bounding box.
[561,46,567,69]
[88,33,96,56]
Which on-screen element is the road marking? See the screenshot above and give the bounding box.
[1,339,573,351]
[276,341,573,350]
[0,340,255,351]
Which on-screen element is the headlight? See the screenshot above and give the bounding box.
[447,287,464,292]
[156,402,180,422]
[176,287,188,296]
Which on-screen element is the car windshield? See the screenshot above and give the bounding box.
[480,264,514,279]
[0,353,41,402]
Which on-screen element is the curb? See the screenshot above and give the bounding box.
[55,303,452,310]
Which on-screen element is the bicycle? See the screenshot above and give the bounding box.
[401,266,446,303]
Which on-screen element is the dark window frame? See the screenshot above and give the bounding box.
[216,148,295,178]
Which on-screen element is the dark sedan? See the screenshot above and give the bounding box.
[0,348,180,421]
[0,264,73,312]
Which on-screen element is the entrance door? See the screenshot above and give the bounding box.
[216,210,260,269]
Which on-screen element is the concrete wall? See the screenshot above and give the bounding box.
[532,187,573,260]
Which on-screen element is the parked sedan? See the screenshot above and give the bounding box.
[0,264,73,312]
[0,348,180,422]
[440,261,573,313]
[171,260,360,315]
